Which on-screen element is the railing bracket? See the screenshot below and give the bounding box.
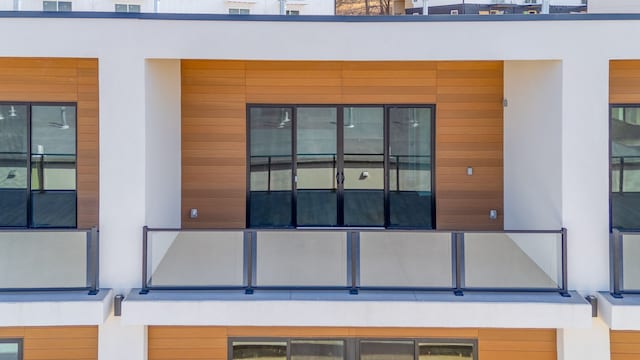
[245,288,254,295]
[88,289,99,296]
[139,289,150,295]
[454,290,464,296]
[559,291,571,298]
[349,289,359,295]
[611,292,624,299]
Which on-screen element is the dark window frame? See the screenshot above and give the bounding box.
[228,337,478,360]
[0,338,23,360]
[0,101,78,229]
[246,103,436,230]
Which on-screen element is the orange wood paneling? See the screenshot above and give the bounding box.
[611,330,640,360]
[436,61,504,230]
[0,58,99,228]
[148,326,554,360]
[0,326,97,360]
[181,61,503,230]
[610,60,640,104]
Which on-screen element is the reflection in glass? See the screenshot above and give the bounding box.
[360,340,414,360]
[343,107,384,226]
[0,342,19,360]
[250,107,293,227]
[291,340,344,360]
[233,342,287,360]
[418,343,474,360]
[30,106,77,228]
[611,106,640,229]
[389,107,433,228]
[0,104,28,227]
[297,107,338,226]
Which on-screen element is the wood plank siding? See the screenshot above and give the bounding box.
[181,60,503,230]
[0,58,99,228]
[611,330,640,360]
[611,60,640,104]
[0,326,98,360]
[148,326,555,360]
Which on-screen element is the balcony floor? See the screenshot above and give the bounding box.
[124,289,590,329]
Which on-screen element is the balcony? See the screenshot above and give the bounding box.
[140,227,568,295]
[0,228,111,326]
[123,226,592,328]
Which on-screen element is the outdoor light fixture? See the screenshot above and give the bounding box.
[9,105,16,117]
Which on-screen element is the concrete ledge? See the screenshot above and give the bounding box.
[598,292,640,330]
[123,290,591,328]
[0,289,113,326]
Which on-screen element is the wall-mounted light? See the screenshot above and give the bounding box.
[9,105,17,117]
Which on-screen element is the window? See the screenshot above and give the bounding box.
[43,1,72,11]
[115,4,141,12]
[0,339,22,360]
[230,339,476,360]
[286,10,300,15]
[611,105,640,229]
[247,105,434,229]
[229,8,250,15]
[0,103,77,228]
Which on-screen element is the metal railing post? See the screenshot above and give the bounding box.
[611,229,623,298]
[139,226,149,294]
[348,231,360,295]
[245,230,255,294]
[454,232,464,296]
[560,228,570,297]
[87,226,99,295]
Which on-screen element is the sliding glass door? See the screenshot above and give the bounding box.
[248,105,433,229]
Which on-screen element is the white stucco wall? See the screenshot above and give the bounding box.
[589,0,640,13]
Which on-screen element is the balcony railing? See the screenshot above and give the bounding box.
[141,227,568,296]
[0,227,99,294]
[610,229,640,297]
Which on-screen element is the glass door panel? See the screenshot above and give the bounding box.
[249,107,293,227]
[343,107,384,226]
[0,104,28,227]
[296,107,338,226]
[30,105,77,227]
[389,107,433,228]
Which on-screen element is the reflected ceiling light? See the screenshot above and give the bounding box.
[9,106,17,117]
[278,111,291,129]
[0,112,4,120]
[48,106,70,130]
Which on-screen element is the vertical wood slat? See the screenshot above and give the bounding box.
[0,326,97,360]
[0,57,99,228]
[148,326,554,360]
[181,60,503,230]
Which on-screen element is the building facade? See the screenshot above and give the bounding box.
[1,12,640,360]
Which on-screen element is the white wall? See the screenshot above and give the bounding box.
[504,60,563,230]
[589,0,640,13]
[145,59,181,228]
[558,318,611,360]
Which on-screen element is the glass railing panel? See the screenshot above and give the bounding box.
[464,232,562,289]
[255,231,347,287]
[359,232,452,288]
[0,230,87,288]
[622,234,640,290]
[147,230,245,287]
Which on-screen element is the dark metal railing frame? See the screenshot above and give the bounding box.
[141,226,568,297]
[0,226,99,295]
[609,228,640,298]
